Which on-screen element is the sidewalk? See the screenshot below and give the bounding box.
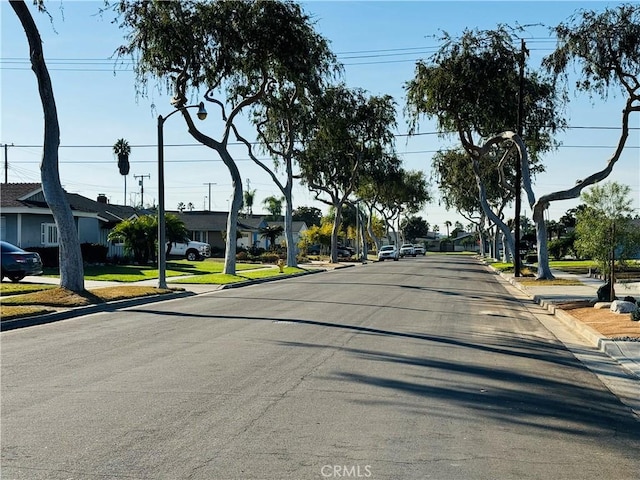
[498,267,640,379]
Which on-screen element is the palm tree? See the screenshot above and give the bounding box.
[177,202,186,212]
[444,220,452,237]
[113,138,131,206]
[243,189,256,217]
[259,224,284,251]
[262,195,284,220]
[165,213,189,257]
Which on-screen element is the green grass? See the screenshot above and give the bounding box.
[170,266,306,285]
[0,283,57,296]
[43,259,270,282]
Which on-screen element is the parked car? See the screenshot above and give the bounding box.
[307,244,322,255]
[337,246,353,258]
[377,245,399,261]
[399,243,416,257]
[167,238,211,261]
[413,244,426,255]
[1,241,43,282]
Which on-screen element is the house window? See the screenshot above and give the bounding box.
[0,216,5,241]
[41,223,58,246]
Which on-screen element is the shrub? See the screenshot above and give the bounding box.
[632,303,640,322]
[260,253,280,264]
[80,243,109,264]
[27,246,59,267]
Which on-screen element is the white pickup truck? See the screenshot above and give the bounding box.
[167,239,211,261]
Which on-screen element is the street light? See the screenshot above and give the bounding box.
[157,101,207,289]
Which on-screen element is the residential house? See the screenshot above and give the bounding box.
[0,183,137,257]
[263,220,308,253]
[168,210,270,252]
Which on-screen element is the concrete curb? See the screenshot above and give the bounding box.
[490,266,640,379]
[1,290,195,332]
[1,266,338,331]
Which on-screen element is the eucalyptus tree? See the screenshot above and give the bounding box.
[235,45,338,267]
[373,169,431,248]
[432,148,533,260]
[296,85,399,262]
[356,154,403,251]
[533,4,640,277]
[113,0,334,274]
[405,26,563,270]
[11,0,84,291]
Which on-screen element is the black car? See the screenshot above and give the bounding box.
[1,241,44,282]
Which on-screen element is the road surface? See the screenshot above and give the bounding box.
[2,255,638,479]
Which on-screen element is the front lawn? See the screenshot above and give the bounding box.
[43,259,271,282]
[170,266,306,284]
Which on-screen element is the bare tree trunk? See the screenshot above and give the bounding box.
[11,0,84,292]
[330,202,343,263]
[283,190,296,267]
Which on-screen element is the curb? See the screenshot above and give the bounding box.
[0,290,195,332]
[1,267,338,331]
[491,267,640,379]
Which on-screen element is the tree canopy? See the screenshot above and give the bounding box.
[113,0,337,274]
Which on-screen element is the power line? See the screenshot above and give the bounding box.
[4,124,637,149]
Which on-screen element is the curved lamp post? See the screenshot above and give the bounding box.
[157,102,207,288]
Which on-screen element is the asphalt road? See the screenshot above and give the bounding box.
[2,255,639,480]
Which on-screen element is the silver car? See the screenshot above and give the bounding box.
[377,245,399,261]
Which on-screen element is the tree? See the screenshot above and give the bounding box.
[405,26,564,271]
[297,85,400,262]
[402,216,429,243]
[292,206,323,227]
[243,189,256,217]
[262,195,285,221]
[177,202,186,212]
[11,0,84,292]
[113,0,333,275]
[113,138,131,206]
[575,182,640,282]
[240,43,338,267]
[259,225,285,251]
[113,138,131,175]
[532,5,640,278]
[108,215,156,265]
[444,221,452,238]
[164,213,189,257]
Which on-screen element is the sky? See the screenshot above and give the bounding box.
[1,0,639,233]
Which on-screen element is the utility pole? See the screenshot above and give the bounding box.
[203,182,216,211]
[514,38,527,277]
[2,143,13,184]
[134,174,150,207]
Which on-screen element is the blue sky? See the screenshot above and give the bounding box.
[1,1,638,232]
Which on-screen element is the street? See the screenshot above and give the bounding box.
[2,255,639,479]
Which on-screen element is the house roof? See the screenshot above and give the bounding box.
[265,220,308,233]
[1,182,138,222]
[1,182,42,207]
[66,193,138,223]
[170,211,230,231]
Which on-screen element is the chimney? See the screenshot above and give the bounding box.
[97,194,108,204]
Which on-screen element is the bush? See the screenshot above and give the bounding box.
[80,243,108,264]
[632,303,640,322]
[260,253,280,264]
[27,246,59,268]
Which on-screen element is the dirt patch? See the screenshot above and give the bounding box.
[558,303,640,339]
